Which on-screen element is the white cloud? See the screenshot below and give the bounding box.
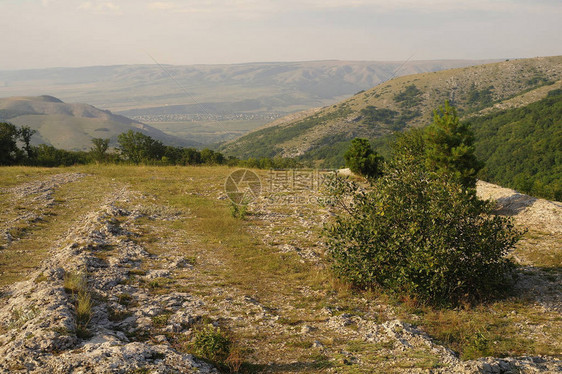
[145,0,277,20]
[147,0,265,13]
[145,0,561,15]
[78,1,121,15]
[298,0,562,14]
[147,2,176,11]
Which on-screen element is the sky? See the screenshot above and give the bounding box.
[1,0,561,70]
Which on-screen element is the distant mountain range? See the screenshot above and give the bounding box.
[0,60,499,144]
[219,56,562,162]
[0,95,197,150]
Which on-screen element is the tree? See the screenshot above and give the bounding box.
[200,148,225,165]
[117,131,165,164]
[344,138,383,179]
[90,138,110,163]
[424,101,483,189]
[18,126,36,160]
[181,148,202,165]
[0,122,21,165]
[324,155,521,306]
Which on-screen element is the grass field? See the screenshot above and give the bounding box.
[0,165,560,372]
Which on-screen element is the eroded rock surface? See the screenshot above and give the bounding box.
[0,181,216,373]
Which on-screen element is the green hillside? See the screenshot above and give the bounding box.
[472,89,562,200]
[220,56,562,160]
[295,89,562,201]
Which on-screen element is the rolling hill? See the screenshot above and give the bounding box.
[0,95,198,150]
[0,60,498,144]
[220,56,562,160]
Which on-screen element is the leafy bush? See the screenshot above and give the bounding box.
[465,84,494,110]
[0,122,35,165]
[360,105,414,131]
[361,106,398,125]
[34,144,89,167]
[324,157,521,306]
[89,138,110,163]
[117,130,165,164]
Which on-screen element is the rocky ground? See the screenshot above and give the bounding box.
[0,170,560,373]
[477,181,562,313]
[0,175,216,373]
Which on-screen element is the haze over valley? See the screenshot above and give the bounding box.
[0,60,498,145]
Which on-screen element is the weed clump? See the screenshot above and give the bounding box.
[75,291,93,338]
[193,325,232,362]
[63,271,87,294]
[229,202,248,220]
[190,324,243,372]
[63,271,93,338]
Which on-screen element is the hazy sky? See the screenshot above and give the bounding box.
[1,0,561,70]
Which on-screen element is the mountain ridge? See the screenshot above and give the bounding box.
[219,56,562,159]
[0,59,501,144]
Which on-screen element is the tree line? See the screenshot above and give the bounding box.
[0,126,300,169]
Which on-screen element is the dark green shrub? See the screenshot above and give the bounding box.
[466,83,494,110]
[343,138,383,179]
[90,138,110,163]
[34,144,89,166]
[472,89,562,201]
[117,130,165,164]
[393,84,423,108]
[391,127,426,160]
[324,158,521,306]
[361,106,398,125]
